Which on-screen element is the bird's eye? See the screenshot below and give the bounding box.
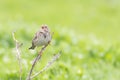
[42,26,44,29]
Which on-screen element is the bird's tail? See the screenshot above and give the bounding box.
[29,45,36,49]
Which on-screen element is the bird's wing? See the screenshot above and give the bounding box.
[32,31,44,41]
[33,32,38,41]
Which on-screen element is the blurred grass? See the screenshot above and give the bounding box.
[0,0,120,40]
[0,0,120,80]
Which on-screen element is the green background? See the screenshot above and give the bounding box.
[0,0,120,80]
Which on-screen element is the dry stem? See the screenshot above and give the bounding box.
[12,31,61,80]
[26,42,50,80]
[31,51,62,79]
[12,32,22,80]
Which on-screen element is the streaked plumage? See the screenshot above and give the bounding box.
[29,24,51,49]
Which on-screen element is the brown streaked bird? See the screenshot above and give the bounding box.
[29,24,51,49]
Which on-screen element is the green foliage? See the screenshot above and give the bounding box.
[0,0,120,80]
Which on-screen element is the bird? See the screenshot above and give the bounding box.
[29,24,51,49]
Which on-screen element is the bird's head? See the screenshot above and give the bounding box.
[41,24,49,32]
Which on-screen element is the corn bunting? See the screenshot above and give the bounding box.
[29,24,51,49]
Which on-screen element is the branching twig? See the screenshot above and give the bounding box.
[31,51,62,79]
[12,32,22,80]
[12,31,61,80]
[26,42,50,80]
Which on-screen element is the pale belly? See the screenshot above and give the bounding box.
[35,33,51,47]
